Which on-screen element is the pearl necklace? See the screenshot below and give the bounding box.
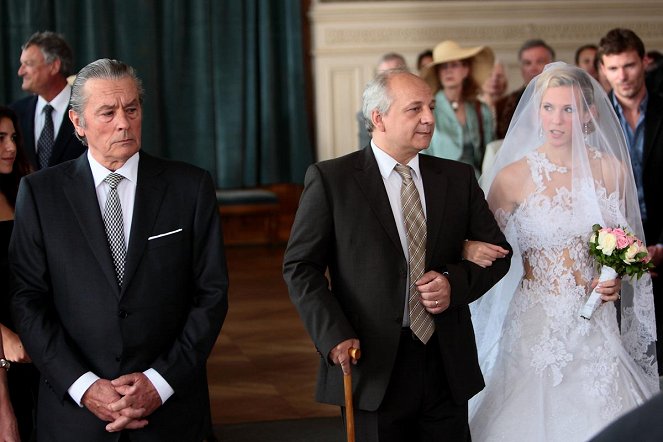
[450,100,460,111]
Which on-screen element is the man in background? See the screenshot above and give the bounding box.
[10,31,86,170]
[416,49,434,76]
[10,58,228,440]
[357,52,408,148]
[494,39,555,139]
[599,28,663,374]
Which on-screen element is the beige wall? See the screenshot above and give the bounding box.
[309,0,663,160]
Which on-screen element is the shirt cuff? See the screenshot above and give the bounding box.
[68,371,101,407]
[144,368,174,404]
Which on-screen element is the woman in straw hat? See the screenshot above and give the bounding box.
[422,40,495,176]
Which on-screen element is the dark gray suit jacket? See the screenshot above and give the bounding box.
[10,94,86,170]
[10,152,228,441]
[283,147,511,411]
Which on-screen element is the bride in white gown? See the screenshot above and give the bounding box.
[466,63,659,441]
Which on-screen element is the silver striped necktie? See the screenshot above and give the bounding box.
[103,173,126,287]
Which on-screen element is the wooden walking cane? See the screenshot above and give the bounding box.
[344,347,361,442]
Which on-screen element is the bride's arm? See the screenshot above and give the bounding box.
[463,240,509,267]
[463,164,523,268]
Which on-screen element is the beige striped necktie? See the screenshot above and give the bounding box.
[394,164,434,344]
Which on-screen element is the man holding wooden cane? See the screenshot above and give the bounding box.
[283,69,510,442]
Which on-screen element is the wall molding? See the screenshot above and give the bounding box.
[309,0,663,160]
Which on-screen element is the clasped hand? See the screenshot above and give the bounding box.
[591,277,622,303]
[81,373,162,432]
[416,270,451,314]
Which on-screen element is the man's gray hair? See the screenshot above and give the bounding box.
[361,67,409,133]
[22,31,74,77]
[70,59,144,146]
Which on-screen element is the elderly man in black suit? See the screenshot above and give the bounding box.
[283,68,511,442]
[494,39,555,139]
[599,28,663,373]
[9,58,228,441]
[10,31,86,170]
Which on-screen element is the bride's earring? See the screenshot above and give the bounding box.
[538,126,544,139]
[582,121,595,142]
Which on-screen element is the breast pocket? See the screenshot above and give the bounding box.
[146,229,184,250]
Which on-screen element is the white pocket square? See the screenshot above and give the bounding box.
[148,228,183,240]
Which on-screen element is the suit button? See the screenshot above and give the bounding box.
[118,310,128,319]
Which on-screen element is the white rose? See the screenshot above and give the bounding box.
[623,243,640,264]
[596,231,617,256]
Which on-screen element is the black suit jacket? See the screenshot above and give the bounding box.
[642,91,663,246]
[609,89,663,245]
[9,152,229,441]
[9,94,86,169]
[283,147,511,411]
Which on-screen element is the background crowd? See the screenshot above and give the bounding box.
[1,6,662,442]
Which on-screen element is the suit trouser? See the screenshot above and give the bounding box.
[345,329,470,442]
[8,362,39,441]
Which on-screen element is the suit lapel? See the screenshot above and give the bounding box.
[353,147,402,254]
[22,97,39,168]
[420,155,448,266]
[121,153,167,295]
[63,155,120,293]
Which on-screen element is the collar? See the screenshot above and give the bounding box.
[88,150,140,188]
[611,89,648,115]
[36,84,72,116]
[370,141,422,180]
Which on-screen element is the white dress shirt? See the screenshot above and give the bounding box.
[67,151,175,407]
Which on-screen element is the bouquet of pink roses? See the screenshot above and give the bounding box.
[580,224,653,319]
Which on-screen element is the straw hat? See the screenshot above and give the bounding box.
[422,40,495,92]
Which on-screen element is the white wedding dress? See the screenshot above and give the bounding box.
[469,151,659,442]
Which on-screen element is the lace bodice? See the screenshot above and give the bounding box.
[469,151,657,439]
[495,151,622,292]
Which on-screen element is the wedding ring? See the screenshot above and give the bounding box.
[435,300,439,307]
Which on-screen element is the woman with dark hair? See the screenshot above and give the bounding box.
[421,40,495,176]
[0,106,36,441]
[575,43,599,79]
